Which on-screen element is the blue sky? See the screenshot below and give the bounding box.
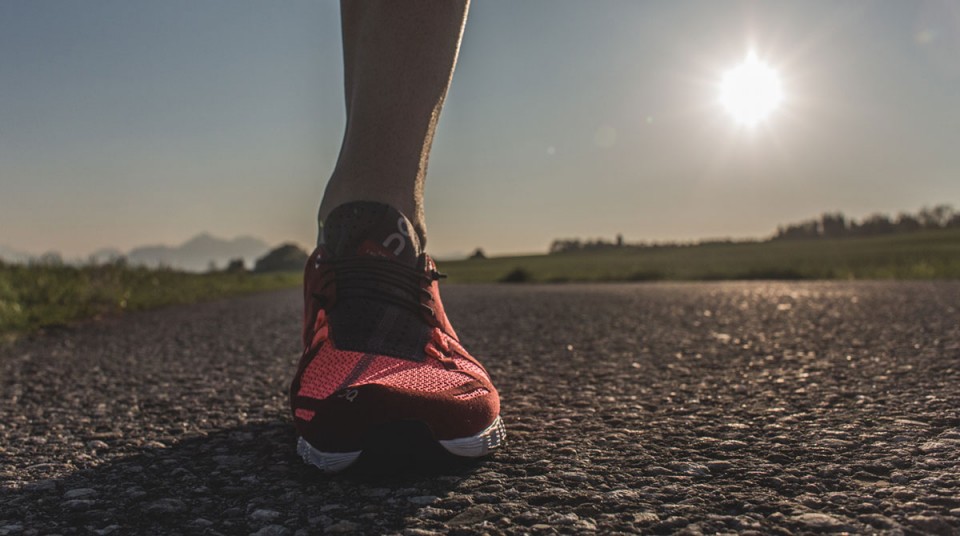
[2,1,959,259]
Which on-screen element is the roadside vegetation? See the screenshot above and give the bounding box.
[440,229,960,283]
[3,207,958,336]
[0,260,299,337]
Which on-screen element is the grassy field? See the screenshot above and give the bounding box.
[3,229,957,336]
[0,262,300,337]
[437,229,960,283]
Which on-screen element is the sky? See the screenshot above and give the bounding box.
[2,0,959,259]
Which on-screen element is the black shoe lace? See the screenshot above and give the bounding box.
[316,256,446,317]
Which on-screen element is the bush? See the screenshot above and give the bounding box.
[499,267,532,283]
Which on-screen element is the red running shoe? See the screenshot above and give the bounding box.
[289,202,505,472]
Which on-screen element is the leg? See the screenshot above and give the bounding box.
[291,0,504,473]
[318,0,470,245]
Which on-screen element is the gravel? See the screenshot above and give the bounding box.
[2,282,960,534]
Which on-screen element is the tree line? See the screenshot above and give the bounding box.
[549,204,959,253]
[773,205,959,240]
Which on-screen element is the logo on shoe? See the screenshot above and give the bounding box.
[338,389,359,402]
[382,217,410,256]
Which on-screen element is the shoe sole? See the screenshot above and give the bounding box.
[296,415,506,473]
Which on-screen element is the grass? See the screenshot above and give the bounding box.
[3,229,958,336]
[437,229,960,283]
[0,262,300,337]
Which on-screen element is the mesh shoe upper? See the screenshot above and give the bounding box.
[289,202,500,452]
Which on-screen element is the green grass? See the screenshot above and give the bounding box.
[3,229,958,336]
[0,262,300,337]
[437,229,960,283]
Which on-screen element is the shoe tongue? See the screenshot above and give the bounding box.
[320,201,422,265]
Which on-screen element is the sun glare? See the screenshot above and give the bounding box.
[719,52,783,126]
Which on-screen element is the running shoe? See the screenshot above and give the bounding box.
[289,201,505,472]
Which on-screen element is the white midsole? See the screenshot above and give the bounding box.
[297,415,506,472]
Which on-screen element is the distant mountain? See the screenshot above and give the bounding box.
[127,233,271,272]
[0,244,33,264]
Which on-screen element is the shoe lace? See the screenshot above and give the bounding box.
[316,255,446,317]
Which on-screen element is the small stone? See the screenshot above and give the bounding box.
[669,462,710,476]
[403,529,441,536]
[190,519,214,528]
[87,440,109,450]
[604,489,641,502]
[858,514,900,530]
[326,521,360,534]
[574,518,598,531]
[633,512,660,524]
[64,488,97,500]
[652,516,690,531]
[791,513,853,532]
[906,515,954,535]
[446,505,496,526]
[251,525,289,536]
[250,509,281,522]
[213,455,245,466]
[62,499,96,510]
[705,461,732,472]
[547,513,579,525]
[559,471,589,482]
[143,498,187,515]
[307,515,332,527]
[408,495,439,506]
[0,524,24,536]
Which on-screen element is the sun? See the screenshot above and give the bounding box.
[719,52,783,126]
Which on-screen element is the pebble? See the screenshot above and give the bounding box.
[249,509,281,522]
[791,513,853,532]
[408,495,439,506]
[142,498,187,515]
[251,525,288,536]
[86,440,109,450]
[906,515,954,535]
[445,505,496,526]
[858,514,900,530]
[63,488,97,499]
[62,499,96,510]
[633,512,660,524]
[326,521,360,534]
[403,529,442,536]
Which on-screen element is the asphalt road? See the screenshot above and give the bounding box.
[2,282,960,535]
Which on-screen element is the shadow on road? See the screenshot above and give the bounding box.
[1,421,482,534]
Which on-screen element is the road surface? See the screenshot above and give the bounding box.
[2,282,960,535]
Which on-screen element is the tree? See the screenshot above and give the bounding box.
[852,213,894,236]
[918,204,954,229]
[225,258,246,273]
[255,244,309,273]
[820,212,847,238]
[894,213,922,233]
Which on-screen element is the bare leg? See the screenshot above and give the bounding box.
[318,0,470,246]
